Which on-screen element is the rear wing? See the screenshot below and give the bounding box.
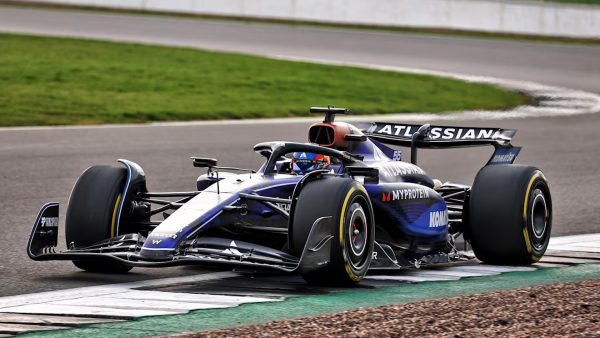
[362,122,516,148]
[360,122,520,165]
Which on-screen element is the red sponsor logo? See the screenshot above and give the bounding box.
[381,192,391,202]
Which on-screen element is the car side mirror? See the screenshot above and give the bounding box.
[191,157,218,168]
[344,134,367,142]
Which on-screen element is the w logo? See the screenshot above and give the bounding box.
[381,192,391,202]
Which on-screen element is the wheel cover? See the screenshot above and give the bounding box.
[346,200,369,269]
[530,188,550,251]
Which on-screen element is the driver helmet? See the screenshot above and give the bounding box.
[291,152,331,174]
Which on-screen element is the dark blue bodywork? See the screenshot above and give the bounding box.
[139,137,448,261]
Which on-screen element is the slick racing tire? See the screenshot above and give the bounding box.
[468,165,552,265]
[66,165,133,273]
[291,176,374,286]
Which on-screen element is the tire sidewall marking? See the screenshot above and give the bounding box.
[522,171,549,261]
[338,186,363,282]
[110,193,122,238]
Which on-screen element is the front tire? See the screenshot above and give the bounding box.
[468,165,552,264]
[291,177,374,286]
[66,165,133,273]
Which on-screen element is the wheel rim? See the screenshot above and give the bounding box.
[346,201,368,268]
[530,188,550,251]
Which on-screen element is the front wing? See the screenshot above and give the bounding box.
[28,203,431,273]
[28,203,335,273]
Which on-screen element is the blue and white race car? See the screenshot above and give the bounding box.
[28,107,552,286]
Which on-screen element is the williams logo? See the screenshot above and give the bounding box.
[429,210,448,228]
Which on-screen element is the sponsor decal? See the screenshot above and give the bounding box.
[377,124,414,137]
[379,163,425,177]
[276,202,291,213]
[150,229,183,240]
[488,147,521,165]
[372,251,378,260]
[40,217,58,227]
[374,123,507,141]
[151,239,162,245]
[491,153,515,163]
[381,192,391,202]
[381,188,430,202]
[151,234,177,239]
[275,195,292,213]
[429,210,448,228]
[393,188,430,200]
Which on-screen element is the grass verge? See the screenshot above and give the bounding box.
[0,33,526,126]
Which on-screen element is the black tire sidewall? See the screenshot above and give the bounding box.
[66,165,126,247]
[468,165,552,264]
[291,177,374,285]
[290,177,352,256]
[65,165,132,273]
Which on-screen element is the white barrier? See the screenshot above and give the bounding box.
[21,0,600,38]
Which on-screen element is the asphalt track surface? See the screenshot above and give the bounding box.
[0,6,599,297]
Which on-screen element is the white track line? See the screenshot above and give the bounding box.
[365,262,537,282]
[0,304,180,318]
[548,233,600,253]
[442,265,537,273]
[0,323,70,334]
[0,313,119,325]
[365,275,457,282]
[113,290,272,305]
[534,262,571,268]
[0,271,280,318]
[405,269,496,278]
[0,271,238,309]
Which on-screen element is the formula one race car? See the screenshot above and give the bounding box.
[28,107,552,286]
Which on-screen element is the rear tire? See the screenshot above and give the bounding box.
[291,177,374,286]
[468,165,552,265]
[66,165,133,273]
